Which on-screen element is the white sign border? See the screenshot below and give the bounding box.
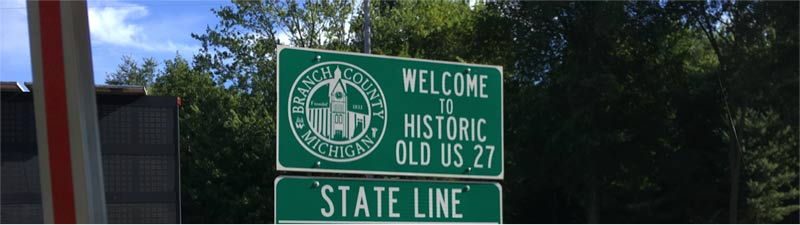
[276,45,505,180]
[273,175,503,224]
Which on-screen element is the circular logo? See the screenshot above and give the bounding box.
[288,62,387,162]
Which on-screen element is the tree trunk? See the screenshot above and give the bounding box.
[697,13,742,223]
[588,174,598,223]
[728,123,741,224]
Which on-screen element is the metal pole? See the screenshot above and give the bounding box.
[27,0,107,223]
[362,0,374,180]
[363,0,371,54]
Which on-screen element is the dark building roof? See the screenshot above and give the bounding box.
[0,81,147,95]
[0,82,25,92]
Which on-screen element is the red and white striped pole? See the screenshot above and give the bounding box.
[26,0,107,223]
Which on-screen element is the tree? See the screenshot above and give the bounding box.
[273,0,355,50]
[151,53,276,223]
[499,0,797,223]
[351,0,478,60]
[673,1,799,222]
[105,55,158,87]
[729,108,800,223]
[108,0,798,223]
[182,0,359,222]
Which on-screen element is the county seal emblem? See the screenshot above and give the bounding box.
[287,62,387,162]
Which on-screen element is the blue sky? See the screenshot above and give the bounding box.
[0,0,248,84]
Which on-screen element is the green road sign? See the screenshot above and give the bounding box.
[274,176,502,224]
[277,46,504,179]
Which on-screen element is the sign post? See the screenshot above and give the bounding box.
[26,0,107,223]
[276,46,504,179]
[274,176,502,224]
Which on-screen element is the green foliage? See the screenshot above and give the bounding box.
[107,0,798,223]
[149,53,276,223]
[273,0,355,50]
[357,0,475,59]
[105,55,158,87]
[729,108,799,223]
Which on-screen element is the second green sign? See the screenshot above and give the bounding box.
[274,176,502,223]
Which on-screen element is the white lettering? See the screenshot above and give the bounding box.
[414,188,425,218]
[403,68,417,93]
[354,187,370,217]
[452,188,462,218]
[389,187,400,218]
[419,70,428,94]
[373,187,385,218]
[321,185,334,217]
[436,189,449,218]
[338,186,350,217]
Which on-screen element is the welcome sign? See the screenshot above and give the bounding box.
[276,46,504,179]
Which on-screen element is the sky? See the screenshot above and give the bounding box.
[1,0,474,85]
[0,0,253,84]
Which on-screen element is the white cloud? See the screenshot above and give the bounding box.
[87,1,198,53]
[0,0,205,83]
[88,4,147,47]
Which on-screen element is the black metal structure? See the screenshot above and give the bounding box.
[1,89,181,223]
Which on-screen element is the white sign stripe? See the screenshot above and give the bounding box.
[279,220,498,224]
